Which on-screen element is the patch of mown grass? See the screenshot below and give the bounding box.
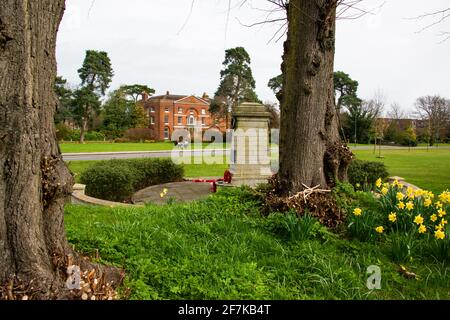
[65,188,450,300]
[353,149,450,194]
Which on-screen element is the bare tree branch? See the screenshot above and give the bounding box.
[177,0,196,35]
[407,7,450,42]
[234,0,384,44]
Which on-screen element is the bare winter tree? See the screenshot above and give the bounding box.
[364,91,386,119]
[414,95,450,146]
[388,102,407,120]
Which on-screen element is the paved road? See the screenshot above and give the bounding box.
[62,146,449,161]
[62,149,231,161]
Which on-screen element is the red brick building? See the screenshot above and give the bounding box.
[141,91,226,141]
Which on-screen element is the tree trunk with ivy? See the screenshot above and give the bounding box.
[278,0,353,195]
[0,0,76,298]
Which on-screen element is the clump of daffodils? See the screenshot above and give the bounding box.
[373,178,449,241]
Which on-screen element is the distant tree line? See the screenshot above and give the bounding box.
[268,71,450,146]
[54,50,154,143]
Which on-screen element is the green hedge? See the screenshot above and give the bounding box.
[80,158,184,202]
[348,160,389,190]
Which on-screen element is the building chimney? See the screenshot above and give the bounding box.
[166,90,170,96]
[202,92,209,100]
[142,91,149,101]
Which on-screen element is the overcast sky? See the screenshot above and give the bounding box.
[56,0,450,115]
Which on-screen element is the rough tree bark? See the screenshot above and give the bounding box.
[278,0,353,195]
[0,0,75,298]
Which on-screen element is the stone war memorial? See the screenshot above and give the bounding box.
[229,102,273,186]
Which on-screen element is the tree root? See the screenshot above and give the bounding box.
[0,253,125,300]
[261,175,345,229]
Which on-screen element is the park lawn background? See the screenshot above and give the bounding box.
[60,142,226,153]
[64,188,450,300]
[354,149,450,194]
[60,141,450,154]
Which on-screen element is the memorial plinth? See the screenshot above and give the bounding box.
[229,102,272,186]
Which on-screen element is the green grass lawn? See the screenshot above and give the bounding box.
[65,188,450,300]
[353,149,450,194]
[60,142,226,153]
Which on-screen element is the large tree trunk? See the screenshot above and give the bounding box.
[278,0,352,194]
[0,0,75,298]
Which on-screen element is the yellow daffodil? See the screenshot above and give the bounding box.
[160,188,169,198]
[430,214,438,222]
[438,208,446,218]
[381,187,389,195]
[398,183,404,189]
[414,215,424,225]
[435,229,445,240]
[388,212,397,222]
[441,218,448,225]
[383,182,390,188]
[396,192,405,201]
[392,179,399,187]
[406,186,414,194]
[438,191,450,204]
[375,226,384,234]
[435,224,444,231]
[424,198,432,207]
[353,208,362,216]
[414,189,424,197]
[397,201,405,210]
[418,224,427,234]
[428,192,435,199]
[406,201,414,211]
[435,201,443,209]
[376,178,382,188]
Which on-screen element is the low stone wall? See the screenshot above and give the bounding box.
[388,176,421,191]
[71,184,142,207]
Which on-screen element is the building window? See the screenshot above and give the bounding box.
[178,107,183,113]
[164,115,169,124]
[188,115,195,126]
[178,116,183,125]
[201,118,205,125]
[201,109,206,115]
[150,107,155,113]
[165,107,169,113]
[164,127,169,140]
[150,116,155,125]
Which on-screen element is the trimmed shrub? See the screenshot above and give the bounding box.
[55,123,73,141]
[79,158,184,202]
[124,128,155,142]
[80,161,137,202]
[114,137,130,143]
[122,158,184,191]
[348,160,389,190]
[66,130,106,142]
[85,131,106,141]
